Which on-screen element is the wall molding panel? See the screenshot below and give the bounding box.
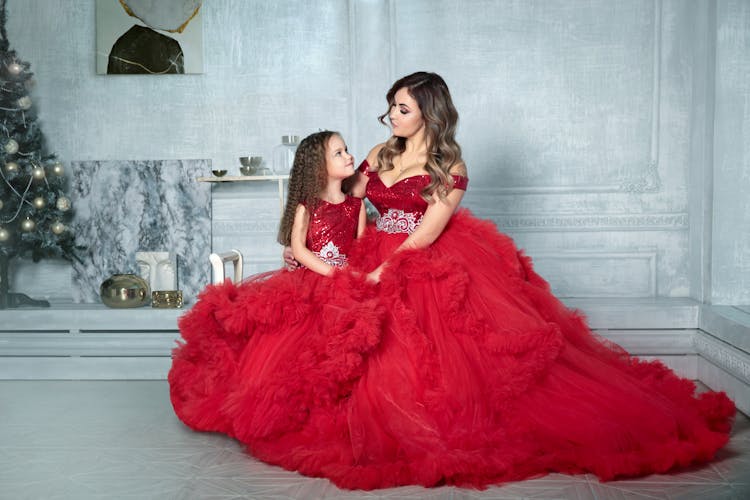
[451,0,663,196]
[530,251,657,298]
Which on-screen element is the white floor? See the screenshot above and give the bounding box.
[1,380,749,500]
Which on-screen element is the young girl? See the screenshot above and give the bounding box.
[278,130,366,276]
[169,131,381,441]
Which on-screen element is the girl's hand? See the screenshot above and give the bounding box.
[283,246,299,270]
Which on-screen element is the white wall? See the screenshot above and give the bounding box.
[712,0,750,305]
[5,0,748,303]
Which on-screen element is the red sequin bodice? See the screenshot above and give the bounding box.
[359,160,468,234]
[304,196,361,267]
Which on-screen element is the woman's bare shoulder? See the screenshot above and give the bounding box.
[449,161,468,177]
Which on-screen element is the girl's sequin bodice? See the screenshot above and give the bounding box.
[359,160,468,234]
[305,196,361,267]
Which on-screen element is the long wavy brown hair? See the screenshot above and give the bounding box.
[377,71,462,201]
[277,131,338,246]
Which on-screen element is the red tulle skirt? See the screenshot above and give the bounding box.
[169,209,735,490]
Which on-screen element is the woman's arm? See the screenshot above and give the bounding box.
[348,143,384,198]
[290,204,335,277]
[367,163,467,283]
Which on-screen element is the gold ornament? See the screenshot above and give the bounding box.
[56,197,71,211]
[17,96,32,110]
[52,162,64,176]
[51,221,66,235]
[151,290,183,309]
[4,139,19,155]
[8,62,22,74]
[4,161,19,173]
[0,199,3,210]
[32,166,46,180]
[0,227,9,242]
[21,218,36,232]
[32,196,46,209]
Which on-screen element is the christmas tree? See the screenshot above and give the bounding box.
[0,0,78,308]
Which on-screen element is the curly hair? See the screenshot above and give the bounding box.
[277,131,338,246]
[376,71,463,201]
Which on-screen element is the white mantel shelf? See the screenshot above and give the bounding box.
[197,174,289,214]
[197,175,289,182]
[1,301,185,332]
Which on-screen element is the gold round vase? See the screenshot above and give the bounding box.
[100,274,150,308]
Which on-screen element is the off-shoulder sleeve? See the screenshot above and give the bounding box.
[451,175,468,191]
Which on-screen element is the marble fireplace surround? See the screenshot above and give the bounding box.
[69,159,212,303]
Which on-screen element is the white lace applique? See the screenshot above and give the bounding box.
[314,241,347,267]
[375,208,423,234]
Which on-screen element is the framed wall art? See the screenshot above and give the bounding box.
[96,0,204,74]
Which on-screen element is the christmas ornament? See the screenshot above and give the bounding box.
[100,274,150,308]
[7,61,22,75]
[0,199,3,209]
[17,96,32,110]
[31,166,45,179]
[21,218,35,232]
[51,221,66,235]
[32,197,46,209]
[4,138,19,154]
[0,227,9,242]
[4,161,18,173]
[56,196,71,211]
[51,162,64,176]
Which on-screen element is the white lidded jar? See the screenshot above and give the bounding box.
[272,135,300,174]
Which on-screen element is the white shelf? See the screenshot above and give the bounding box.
[1,301,185,332]
[196,175,289,182]
[197,175,289,214]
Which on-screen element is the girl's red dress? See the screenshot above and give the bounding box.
[169,163,734,490]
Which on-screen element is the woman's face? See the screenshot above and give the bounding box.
[325,134,354,180]
[389,87,425,139]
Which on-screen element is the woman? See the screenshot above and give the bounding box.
[279,71,735,489]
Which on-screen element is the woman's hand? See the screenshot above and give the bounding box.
[366,265,384,284]
[283,246,299,270]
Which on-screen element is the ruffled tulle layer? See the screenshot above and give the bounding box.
[169,209,734,490]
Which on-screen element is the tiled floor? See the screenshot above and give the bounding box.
[1,381,749,499]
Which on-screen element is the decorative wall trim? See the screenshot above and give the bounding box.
[216,214,688,244]
[490,213,687,232]
[694,331,750,385]
[620,0,663,194]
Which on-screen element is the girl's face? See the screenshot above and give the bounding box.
[325,134,354,180]
[388,87,425,139]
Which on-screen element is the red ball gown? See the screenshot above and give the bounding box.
[169,164,734,490]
